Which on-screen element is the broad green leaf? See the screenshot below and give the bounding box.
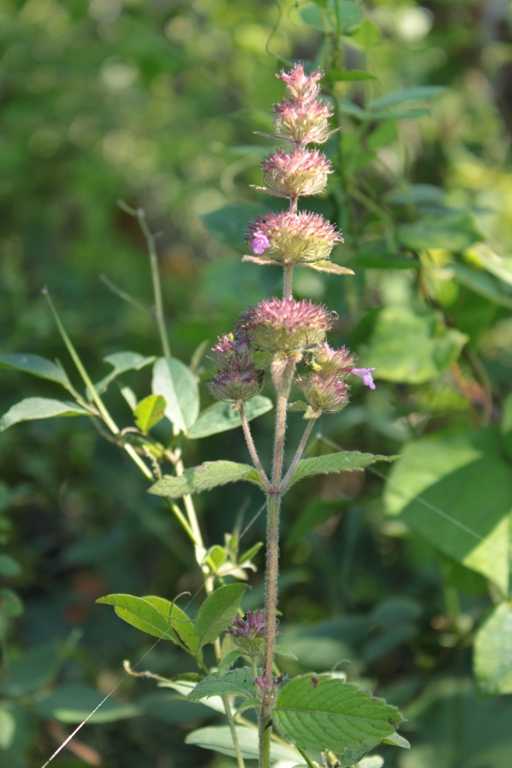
[134,394,167,433]
[300,3,336,31]
[385,183,446,207]
[136,691,211,724]
[185,725,301,763]
[188,396,272,439]
[0,702,36,760]
[149,461,262,499]
[160,679,226,714]
[218,650,244,676]
[359,306,467,384]
[95,351,156,394]
[397,212,483,252]
[350,19,381,48]
[327,69,378,82]
[288,451,396,489]
[274,674,403,755]
[97,594,198,651]
[384,426,512,594]
[450,263,512,310]
[189,668,256,701]
[152,357,199,433]
[382,732,410,749]
[0,588,23,617]
[274,644,299,661]
[465,243,512,287]
[34,684,139,723]
[201,203,264,247]
[0,354,70,387]
[0,398,91,431]
[194,583,249,649]
[355,241,419,270]
[1,642,61,697]
[331,0,363,31]
[0,555,21,577]
[370,85,446,110]
[474,603,512,696]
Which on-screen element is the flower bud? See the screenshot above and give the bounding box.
[228,610,269,655]
[209,332,264,404]
[246,211,342,267]
[261,148,332,199]
[277,62,322,105]
[238,298,333,355]
[297,371,350,415]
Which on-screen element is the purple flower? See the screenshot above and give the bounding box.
[251,231,270,255]
[350,367,376,390]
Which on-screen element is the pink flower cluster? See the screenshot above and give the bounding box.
[209,333,264,404]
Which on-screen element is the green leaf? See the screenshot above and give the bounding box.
[1,642,62,697]
[0,588,23,617]
[274,674,403,755]
[288,451,396,489]
[331,0,363,31]
[474,603,512,696]
[355,242,419,270]
[385,184,446,207]
[274,644,299,661]
[194,583,249,649]
[370,85,446,110]
[382,732,410,749]
[397,212,483,252]
[218,650,245,676]
[185,725,300,763]
[287,499,348,549]
[300,3,336,32]
[161,680,226,713]
[359,306,468,384]
[96,351,156,394]
[0,398,91,431]
[0,555,21,577]
[188,396,272,439]
[327,69,378,82]
[384,426,512,594]
[34,684,139,724]
[339,99,430,122]
[134,394,167,433]
[0,354,70,387]
[201,203,264,247]
[96,594,199,652]
[149,461,262,499]
[136,691,211,724]
[188,668,256,701]
[0,702,36,761]
[465,243,512,287]
[151,357,199,433]
[350,18,381,48]
[450,263,512,310]
[500,392,512,462]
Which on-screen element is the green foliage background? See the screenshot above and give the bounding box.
[1,0,512,766]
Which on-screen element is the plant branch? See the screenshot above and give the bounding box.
[239,403,271,490]
[279,417,317,493]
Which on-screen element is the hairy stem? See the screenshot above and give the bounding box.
[279,417,317,492]
[283,266,293,300]
[239,403,271,490]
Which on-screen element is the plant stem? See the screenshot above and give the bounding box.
[283,266,293,299]
[279,417,317,492]
[43,289,154,481]
[239,404,271,490]
[118,201,172,359]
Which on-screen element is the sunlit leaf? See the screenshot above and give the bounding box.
[188,396,272,439]
[474,602,512,696]
[0,398,91,431]
[149,461,263,499]
[152,357,199,432]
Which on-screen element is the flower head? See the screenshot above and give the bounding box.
[312,341,355,374]
[273,98,332,146]
[238,298,333,355]
[246,211,342,266]
[209,332,264,403]
[297,371,350,415]
[261,148,332,199]
[277,63,323,104]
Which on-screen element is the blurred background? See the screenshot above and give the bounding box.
[1,1,512,767]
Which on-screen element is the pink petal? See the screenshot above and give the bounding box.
[251,232,270,255]
[350,367,376,390]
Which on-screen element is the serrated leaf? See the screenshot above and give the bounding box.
[34,684,139,724]
[151,357,199,433]
[194,584,249,649]
[96,594,198,652]
[185,725,300,763]
[148,461,262,499]
[381,732,410,749]
[288,451,396,489]
[370,85,446,110]
[218,650,245,676]
[0,398,91,432]
[0,354,70,387]
[274,674,403,755]
[474,602,512,696]
[188,396,272,439]
[134,394,167,433]
[189,668,256,701]
[274,644,299,661]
